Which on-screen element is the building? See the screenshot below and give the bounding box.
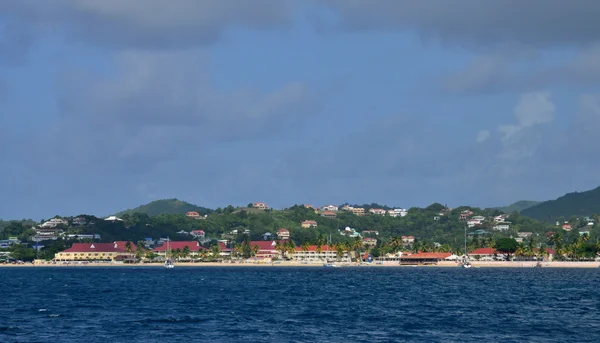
[320,211,337,219]
[32,228,62,242]
[253,202,269,210]
[190,230,205,238]
[104,216,124,222]
[368,208,386,216]
[562,224,573,231]
[153,241,205,259]
[362,237,377,247]
[40,218,68,228]
[387,209,408,217]
[362,230,379,236]
[65,234,100,240]
[55,242,136,261]
[518,232,533,238]
[303,204,319,213]
[467,219,483,228]
[468,247,498,260]
[301,220,318,228]
[401,236,415,244]
[349,207,365,216]
[277,228,290,240]
[341,227,361,238]
[459,210,473,220]
[493,223,510,231]
[321,205,339,212]
[186,211,203,219]
[292,245,349,261]
[400,252,453,265]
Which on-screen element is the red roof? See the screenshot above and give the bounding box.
[401,252,452,260]
[62,243,131,253]
[321,211,337,215]
[153,241,204,252]
[187,211,200,216]
[277,228,289,233]
[191,230,205,235]
[469,247,496,255]
[251,241,278,251]
[218,242,231,252]
[302,220,317,225]
[113,241,137,251]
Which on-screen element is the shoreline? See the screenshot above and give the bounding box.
[1,261,599,268]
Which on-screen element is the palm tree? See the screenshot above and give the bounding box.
[174,248,182,261]
[335,243,345,262]
[135,241,146,262]
[390,236,401,253]
[124,241,133,263]
[210,245,221,260]
[285,240,296,260]
[199,249,208,262]
[316,244,323,260]
[251,245,260,258]
[352,237,363,263]
[182,246,190,261]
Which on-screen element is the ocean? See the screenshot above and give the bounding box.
[1,267,599,342]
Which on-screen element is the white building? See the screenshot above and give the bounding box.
[105,216,124,222]
[493,223,510,231]
[387,209,408,217]
[40,218,68,228]
[321,205,339,212]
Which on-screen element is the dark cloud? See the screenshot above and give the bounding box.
[0,0,293,50]
[321,0,600,48]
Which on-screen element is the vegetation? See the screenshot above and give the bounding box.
[116,198,212,217]
[521,186,600,222]
[493,200,540,214]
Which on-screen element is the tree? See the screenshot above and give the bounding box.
[124,241,133,263]
[10,244,35,261]
[495,238,519,260]
[210,245,221,260]
[182,246,190,260]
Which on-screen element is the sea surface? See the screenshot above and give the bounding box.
[1,267,600,342]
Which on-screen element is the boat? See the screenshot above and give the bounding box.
[164,237,175,269]
[323,262,339,267]
[460,227,472,268]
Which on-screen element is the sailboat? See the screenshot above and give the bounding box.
[164,237,174,269]
[461,228,472,268]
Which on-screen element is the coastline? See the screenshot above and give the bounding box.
[1,261,599,268]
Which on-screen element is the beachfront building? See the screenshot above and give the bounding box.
[153,241,205,260]
[468,247,498,261]
[54,242,136,262]
[301,220,318,228]
[292,245,349,261]
[399,252,454,265]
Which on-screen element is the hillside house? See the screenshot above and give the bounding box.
[277,228,290,240]
[253,202,269,210]
[387,208,408,217]
[362,237,378,247]
[320,211,337,219]
[321,205,339,212]
[301,220,318,228]
[368,208,386,216]
[401,236,415,245]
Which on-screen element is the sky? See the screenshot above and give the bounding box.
[2,1,600,220]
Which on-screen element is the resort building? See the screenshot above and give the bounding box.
[54,242,136,262]
[301,220,318,228]
[277,228,290,240]
[292,245,349,261]
[349,207,365,216]
[468,247,497,261]
[399,252,454,265]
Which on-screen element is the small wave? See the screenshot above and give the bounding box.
[48,314,60,317]
[136,316,210,324]
[38,309,47,312]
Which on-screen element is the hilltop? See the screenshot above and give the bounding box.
[116,199,212,217]
[494,200,541,214]
[521,186,600,222]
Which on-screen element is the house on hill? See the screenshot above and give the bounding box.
[321,204,339,212]
[253,202,269,210]
[301,220,318,228]
[277,228,290,240]
[320,211,337,219]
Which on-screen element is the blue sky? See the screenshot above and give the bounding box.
[2,1,600,220]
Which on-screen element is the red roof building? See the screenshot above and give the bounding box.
[55,242,136,261]
[469,247,496,255]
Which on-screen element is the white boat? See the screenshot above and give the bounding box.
[164,237,175,269]
[323,263,339,267]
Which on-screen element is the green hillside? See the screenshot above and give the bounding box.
[494,200,541,214]
[521,186,600,222]
[116,199,212,217]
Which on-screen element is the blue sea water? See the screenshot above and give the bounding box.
[1,267,600,343]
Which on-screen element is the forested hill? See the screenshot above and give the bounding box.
[521,186,600,222]
[116,199,212,217]
[494,200,541,214]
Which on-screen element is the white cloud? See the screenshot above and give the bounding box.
[499,92,555,141]
[476,130,490,143]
